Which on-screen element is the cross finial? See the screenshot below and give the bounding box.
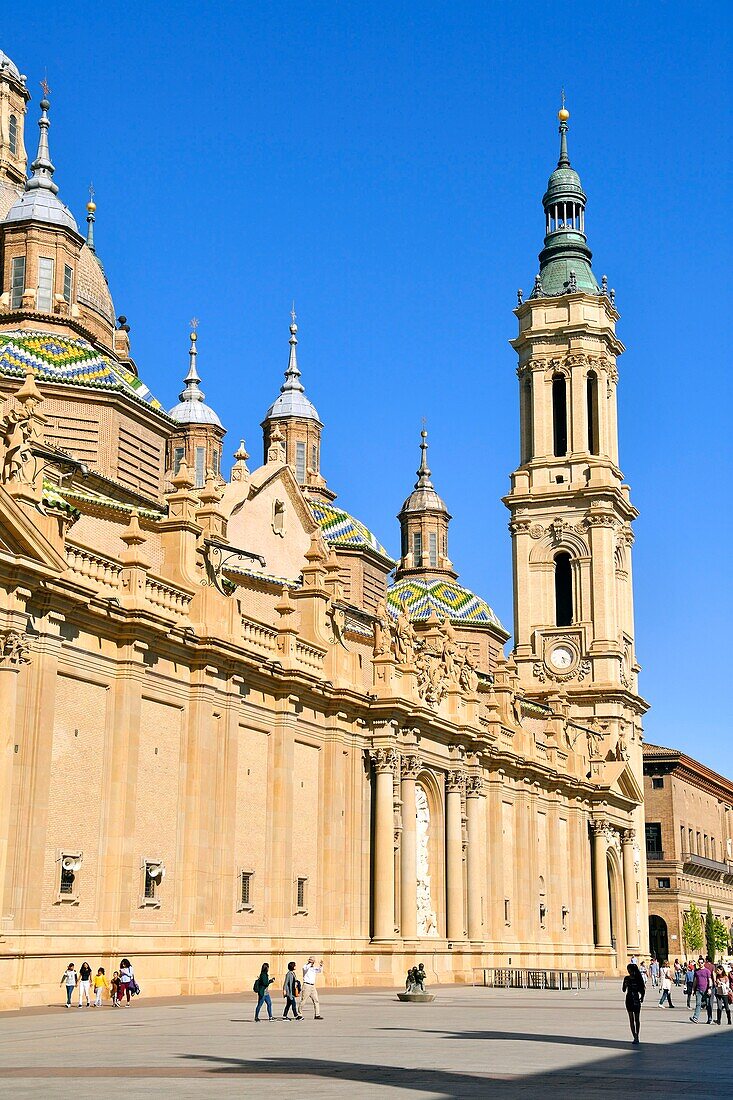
[290,300,296,325]
[40,74,50,98]
[88,181,95,203]
[561,87,565,110]
[190,317,199,331]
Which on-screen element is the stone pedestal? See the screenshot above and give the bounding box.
[397,992,436,1003]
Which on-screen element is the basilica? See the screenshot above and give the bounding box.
[0,46,649,1008]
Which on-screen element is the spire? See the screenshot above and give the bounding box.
[27,78,58,196]
[179,318,204,403]
[86,182,96,252]
[283,302,305,395]
[557,88,570,168]
[415,425,434,489]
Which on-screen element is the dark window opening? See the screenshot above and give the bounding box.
[645,822,663,859]
[240,871,252,908]
[521,378,533,463]
[552,373,568,456]
[554,552,573,626]
[144,866,156,899]
[652,777,664,789]
[587,372,599,454]
[59,868,75,895]
[656,878,671,889]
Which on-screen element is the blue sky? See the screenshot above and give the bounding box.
[6,1,732,766]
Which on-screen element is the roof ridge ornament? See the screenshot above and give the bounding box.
[557,91,571,169]
[281,302,305,395]
[178,318,204,403]
[415,424,434,489]
[86,182,96,252]
[26,78,58,196]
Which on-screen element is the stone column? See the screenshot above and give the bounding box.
[446,770,465,942]
[621,828,639,952]
[0,625,30,913]
[466,776,485,942]
[400,753,420,941]
[591,821,612,948]
[372,748,397,941]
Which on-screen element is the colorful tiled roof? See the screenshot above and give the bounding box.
[0,331,163,411]
[308,499,393,561]
[387,577,506,631]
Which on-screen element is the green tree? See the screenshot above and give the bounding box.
[705,901,716,960]
[682,903,704,956]
[712,917,729,961]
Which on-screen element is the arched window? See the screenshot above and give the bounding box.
[8,114,18,156]
[521,378,533,463]
[552,373,568,457]
[554,551,573,626]
[587,371,599,454]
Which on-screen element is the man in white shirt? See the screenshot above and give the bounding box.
[300,956,324,1020]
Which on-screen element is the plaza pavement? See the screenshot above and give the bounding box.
[0,981,728,1099]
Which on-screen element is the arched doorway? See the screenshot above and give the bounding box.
[415,783,439,938]
[649,915,669,962]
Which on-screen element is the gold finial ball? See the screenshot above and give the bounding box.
[87,200,96,212]
[558,107,570,122]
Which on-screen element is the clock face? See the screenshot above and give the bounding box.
[550,645,574,670]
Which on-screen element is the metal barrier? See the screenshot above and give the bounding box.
[472,967,602,990]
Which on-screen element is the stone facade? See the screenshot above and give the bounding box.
[0,56,649,1009]
[643,743,733,960]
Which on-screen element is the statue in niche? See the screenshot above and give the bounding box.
[415,785,438,937]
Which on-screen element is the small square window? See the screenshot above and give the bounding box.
[296,876,308,913]
[652,777,664,789]
[656,877,671,889]
[239,870,254,911]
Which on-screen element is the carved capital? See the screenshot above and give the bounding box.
[446,769,465,794]
[465,775,484,798]
[370,747,397,775]
[509,519,531,536]
[401,753,421,780]
[0,629,31,667]
[590,819,609,838]
[620,827,636,845]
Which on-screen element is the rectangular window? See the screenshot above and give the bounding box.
[656,877,671,889]
[429,531,438,567]
[173,446,185,474]
[212,449,219,476]
[10,255,25,309]
[59,866,75,895]
[195,446,205,488]
[504,898,511,925]
[37,256,54,312]
[645,822,662,859]
[240,870,253,910]
[296,876,308,911]
[295,441,306,484]
[9,114,18,156]
[144,864,157,900]
[413,531,422,567]
[63,263,73,304]
[651,777,664,789]
[311,443,318,474]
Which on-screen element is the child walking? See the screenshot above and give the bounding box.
[110,970,122,1007]
[93,967,109,1007]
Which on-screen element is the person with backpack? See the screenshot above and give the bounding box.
[253,962,275,1021]
[282,960,302,1020]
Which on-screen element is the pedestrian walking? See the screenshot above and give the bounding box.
[282,961,302,1020]
[300,956,324,1020]
[622,962,645,1044]
[685,961,695,1007]
[650,959,660,988]
[60,963,77,1008]
[110,970,122,1007]
[714,967,732,1025]
[673,959,681,987]
[639,960,648,985]
[119,958,135,1006]
[657,961,674,1008]
[93,967,108,1007]
[253,962,275,1021]
[77,961,92,1007]
[690,960,713,1024]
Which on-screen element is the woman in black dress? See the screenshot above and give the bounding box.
[622,962,645,1043]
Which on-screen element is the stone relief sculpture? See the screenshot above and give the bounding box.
[415,785,438,937]
[372,599,390,657]
[0,406,35,484]
[0,630,31,666]
[384,609,479,708]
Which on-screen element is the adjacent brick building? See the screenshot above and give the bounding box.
[643,743,733,960]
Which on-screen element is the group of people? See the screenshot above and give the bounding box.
[60,959,137,1008]
[252,956,324,1021]
[623,954,733,1043]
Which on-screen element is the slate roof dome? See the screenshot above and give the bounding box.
[5,93,78,233]
[0,50,21,81]
[168,328,222,427]
[264,315,321,424]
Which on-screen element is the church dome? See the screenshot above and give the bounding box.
[263,314,321,424]
[309,498,393,561]
[4,92,78,233]
[0,51,21,81]
[387,577,505,629]
[77,244,115,325]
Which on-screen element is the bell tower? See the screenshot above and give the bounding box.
[505,103,646,746]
